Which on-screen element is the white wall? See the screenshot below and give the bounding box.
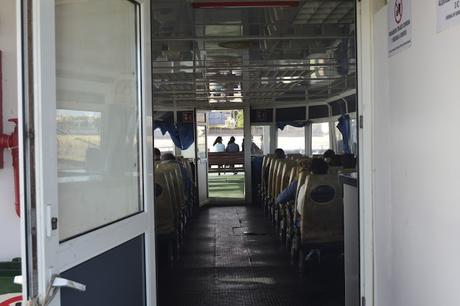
[0,0,20,261]
[372,2,460,306]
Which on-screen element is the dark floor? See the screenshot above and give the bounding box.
[158,206,344,306]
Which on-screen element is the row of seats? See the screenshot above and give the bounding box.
[258,154,354,266]
[155,157,196,266]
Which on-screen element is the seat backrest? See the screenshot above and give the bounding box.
[300,174,343,247]
[268,158,280,198]
[328,166,342,175]
[338,168,356,175]
[274,160,286,196]
[161,162,183,213]
[271,159,284,198]
[294,170,309,210]
[261,155,272,193]
[283,160,298,188]
[155,164,177,235]
[171,162,186,207]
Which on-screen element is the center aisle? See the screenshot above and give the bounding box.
[158,206,344,306]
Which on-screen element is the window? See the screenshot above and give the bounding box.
[180,142,196,159]
[277,125,305,155]
[153,129,175,155]
[250,126,270,155]
[311,122,330,155]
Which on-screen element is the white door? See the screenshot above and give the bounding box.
[19,1,155,305]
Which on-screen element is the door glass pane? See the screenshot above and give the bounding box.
[56,0,141,241]
[277,125,305,155]
[311,122,330,155]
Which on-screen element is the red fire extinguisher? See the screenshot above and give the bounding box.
[0,118,19,217]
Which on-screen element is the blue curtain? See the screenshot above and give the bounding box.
[154,121,195,150]
[336,115,351,153]
[277,120,307,130]
[176,123,195,150]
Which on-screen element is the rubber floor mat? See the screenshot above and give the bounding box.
[157,206,344,306]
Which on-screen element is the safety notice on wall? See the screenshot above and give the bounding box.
[388,0,412,57]
[437,0,460,32]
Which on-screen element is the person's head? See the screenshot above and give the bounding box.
[274,148,286,159]
[154,147,161,161]
[161,153,176,161]
[342,153,356,169]
[310,158,329,175]
[323,149,336,164]
[228,136,235,144]
[213,136,223,146]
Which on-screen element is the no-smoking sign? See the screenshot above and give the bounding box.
[394,0,403,24]
[388,0,412,56]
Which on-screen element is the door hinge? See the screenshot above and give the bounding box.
[362,296,366,306]
[359,115,364,129]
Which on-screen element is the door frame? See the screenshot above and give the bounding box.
[195,106,251,205]
[18,0,156,304]
[195,110,209,205]
[356,0,375,305]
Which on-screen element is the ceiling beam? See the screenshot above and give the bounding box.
[151,34,352,42]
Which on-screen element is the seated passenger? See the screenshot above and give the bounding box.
[275,159,310,205]
[274,148,286,159]
[342,153,356,170]
[323,149,336,165]
[161,152,176,163]
[213,136,225,152]
[226,136,240,152]
[154,147,161,162]
[310,158,329,175]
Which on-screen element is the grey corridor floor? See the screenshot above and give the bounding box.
[157,206,344,306]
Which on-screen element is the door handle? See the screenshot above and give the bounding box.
[30,275,86,306]
[52,276,86,292]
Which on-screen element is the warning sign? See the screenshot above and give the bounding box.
[388,0,412,57]
[437,0,460,32]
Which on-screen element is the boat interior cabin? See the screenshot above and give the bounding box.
[151,0,358,305]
